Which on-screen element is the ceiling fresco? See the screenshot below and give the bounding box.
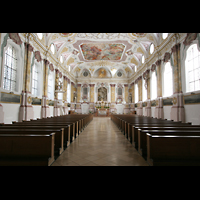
[46,33,160,78]
[80,43,125,61]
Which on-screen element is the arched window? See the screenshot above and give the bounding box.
[135,83,138,103]
[143,78,147,101]
[163,62,173,97]
[67,83,70,103]
[162,33,168,40]
[32,64,39,97]
[50,43,55,54]
[151,71,157,99]
[60,55,63,63]
[37,33,43,40]
[142,55,145,63]
[3,44,17,91]
[150,43,154,54]
[185,44,200,92]
[48,70,54,100]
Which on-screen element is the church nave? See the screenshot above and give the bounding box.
[51,117,148,166]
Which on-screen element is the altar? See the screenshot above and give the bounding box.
[97,108,109,116]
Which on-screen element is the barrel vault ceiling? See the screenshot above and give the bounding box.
[46,33,161,79]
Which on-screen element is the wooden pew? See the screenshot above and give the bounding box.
[0,128,64,156]
[128,121,191,143]
[146,133,200,166]
[138,127,200,159]
[1,124,71,148]
[13,121,76,142]
[0,133,55,166]
[131,123,200,148]
[0,114,93,166]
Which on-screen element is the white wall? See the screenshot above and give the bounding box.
[32,105,41,119]
[184,104,200,125]
[163,106,172,120]
[151,107,155,118]
[1,103,20,124]
[49,106,54,117]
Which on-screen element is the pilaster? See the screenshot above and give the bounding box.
[171,42,185,122]
[19,41,34,121]
[41,59,50,118]
[77,84,82,103]
[154,59,164,119]
[54,69,60,116]
[89,84,95,103]
[110,84,116,103]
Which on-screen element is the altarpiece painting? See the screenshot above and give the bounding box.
[98,87,107,101]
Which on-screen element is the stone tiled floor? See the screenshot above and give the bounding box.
[51,117,149,166]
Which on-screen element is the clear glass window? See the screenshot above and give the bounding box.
[162,33,168,40]
[163,62,173,97]
[135,83,138,103]
[37,33,43,40]
[151,71,157,99]
[32,65,39,96]
[3,45,17,91]
[185,44,200,92]
[150,43,154,54]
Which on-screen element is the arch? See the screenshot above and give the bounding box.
[181,38,200,93]
[93,66,112,78]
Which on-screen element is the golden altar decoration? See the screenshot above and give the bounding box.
[95,100,110,116]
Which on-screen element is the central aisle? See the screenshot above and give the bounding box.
[52,117,149,166]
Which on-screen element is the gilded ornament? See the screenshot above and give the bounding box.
[27,96,32,104]
[173,97,177,105]
[46,99,49,105]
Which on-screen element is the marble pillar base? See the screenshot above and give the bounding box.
[0,104,4,123]
[154,97,164,119]
[41,96,50,118]
[171,93,185,122]
[145,100,151,117]
[19,92,34,122]
[137,101,143,116]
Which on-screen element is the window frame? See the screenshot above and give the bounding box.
[150,43,154,54]
[3,44,17,91]
[184,43,200,93]
[162,61,173,97]
[0,38,23,94]
[162,33,168,40]
[31,60,43,98]
[37,33,43,40]
[142,78,147,101]
[48,69,55,100]
[135,83,138,103]
[151,70,157,100]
